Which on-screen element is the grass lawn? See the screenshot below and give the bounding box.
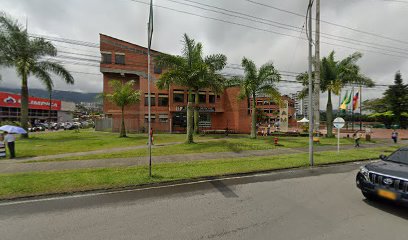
[33,136,372,162]
[11,130,228,158]
[0,146,398,199]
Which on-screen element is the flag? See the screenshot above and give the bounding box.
[148,0,153,49]
[340,91,349,110]
[352,91,359,111]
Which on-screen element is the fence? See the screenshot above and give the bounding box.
[95,117,112,132]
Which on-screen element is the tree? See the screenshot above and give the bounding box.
[105,80,140,137]
[0,13,74,136]
[155,34,226,142]
[235,57,281,139]
[192,53,227,134]
[297,51,373,137]
[383,71,408,128]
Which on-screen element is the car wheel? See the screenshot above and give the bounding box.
[362,191,376,201]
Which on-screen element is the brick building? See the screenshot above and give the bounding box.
[100,34,294,133]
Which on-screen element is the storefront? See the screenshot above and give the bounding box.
[0,91,73,124]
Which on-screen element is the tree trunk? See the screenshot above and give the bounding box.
[250,93,257,139]
[326,90,334,137]
[186,89,194,143]
[194,91,199,134]
[120,106,126,137]
[20,73,29,138]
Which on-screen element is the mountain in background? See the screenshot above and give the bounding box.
[0,87,101,103]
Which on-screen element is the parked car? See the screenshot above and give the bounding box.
[28,124,46,132]
[64,122,74,130]
[356,147,408,205]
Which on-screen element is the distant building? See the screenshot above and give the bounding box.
[0,91,75,123]
[289,91,308,118]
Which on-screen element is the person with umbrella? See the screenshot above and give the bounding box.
[0,125,27,159]
[3,131,16,159]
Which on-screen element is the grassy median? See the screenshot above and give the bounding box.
[27,136,368,162]
[0,146,398,199]
[12,130,230,158]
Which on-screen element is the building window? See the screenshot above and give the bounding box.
[154,65,162,74]
[209,94,215,103]
[101,53,112,64]
[115,53,125,65]
[145,114,156,123]
[199,92,206,103]
[159,114,168,123]
[173,90,184,103]
[144,93,156,106]
[158,94,169,106]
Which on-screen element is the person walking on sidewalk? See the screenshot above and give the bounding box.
[391,130,398,144]
[354,131,362,148]
[150,127,154,145]
[4,131,16,159]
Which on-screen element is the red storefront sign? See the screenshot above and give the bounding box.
[0,92,61,111]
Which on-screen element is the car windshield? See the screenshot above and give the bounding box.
[386,149,408,165]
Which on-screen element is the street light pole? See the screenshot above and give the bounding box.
[307,0,314,167]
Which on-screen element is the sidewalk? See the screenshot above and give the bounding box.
[0,141,399,174]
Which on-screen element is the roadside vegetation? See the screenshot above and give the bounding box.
[0,146,398,199]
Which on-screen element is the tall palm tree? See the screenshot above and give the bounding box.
[192,53,227,134]
[155,34,226,142]
[0,13,74,136]
[297,51,374,137]
[105,80,140,137]
[235,57,281,139]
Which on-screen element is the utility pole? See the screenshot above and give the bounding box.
[307,0,314,167]
[314,0,320,135]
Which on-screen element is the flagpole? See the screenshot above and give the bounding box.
[351,86,354,131]
[359,85,362,131]
[147,0,153,177]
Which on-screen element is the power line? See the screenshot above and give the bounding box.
[245,0,408,46]
[129,0,408,59]
[158,0,408,56]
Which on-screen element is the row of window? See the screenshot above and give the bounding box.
[101,52,163,74]
[144,91,219,106]
[144,114,169,123]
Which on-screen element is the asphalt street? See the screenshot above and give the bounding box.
[1,162,407,240]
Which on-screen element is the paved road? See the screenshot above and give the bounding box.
[1,162,407,240]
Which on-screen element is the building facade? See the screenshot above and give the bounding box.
[0,91,74,123]
[100,34,295,133]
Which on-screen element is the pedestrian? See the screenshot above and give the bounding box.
[0,133,6,159]
[267,124,271,136]
[354,131,361,147]
[4,131,16,159]
[391,130,398,144]
[150,127,154,145]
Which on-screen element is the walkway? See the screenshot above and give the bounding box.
[0,141,400,174]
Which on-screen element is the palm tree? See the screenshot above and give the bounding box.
[192,53,227,134]
[156,34,226,142]
[105,80,140,137]
[297,51,374,137]
[0,13,74,136]
[235,57,281,139]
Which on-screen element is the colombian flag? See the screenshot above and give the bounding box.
[352,92,359,111]
[340,91,351,110]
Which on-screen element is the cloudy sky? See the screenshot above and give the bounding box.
[1,0,408,108]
